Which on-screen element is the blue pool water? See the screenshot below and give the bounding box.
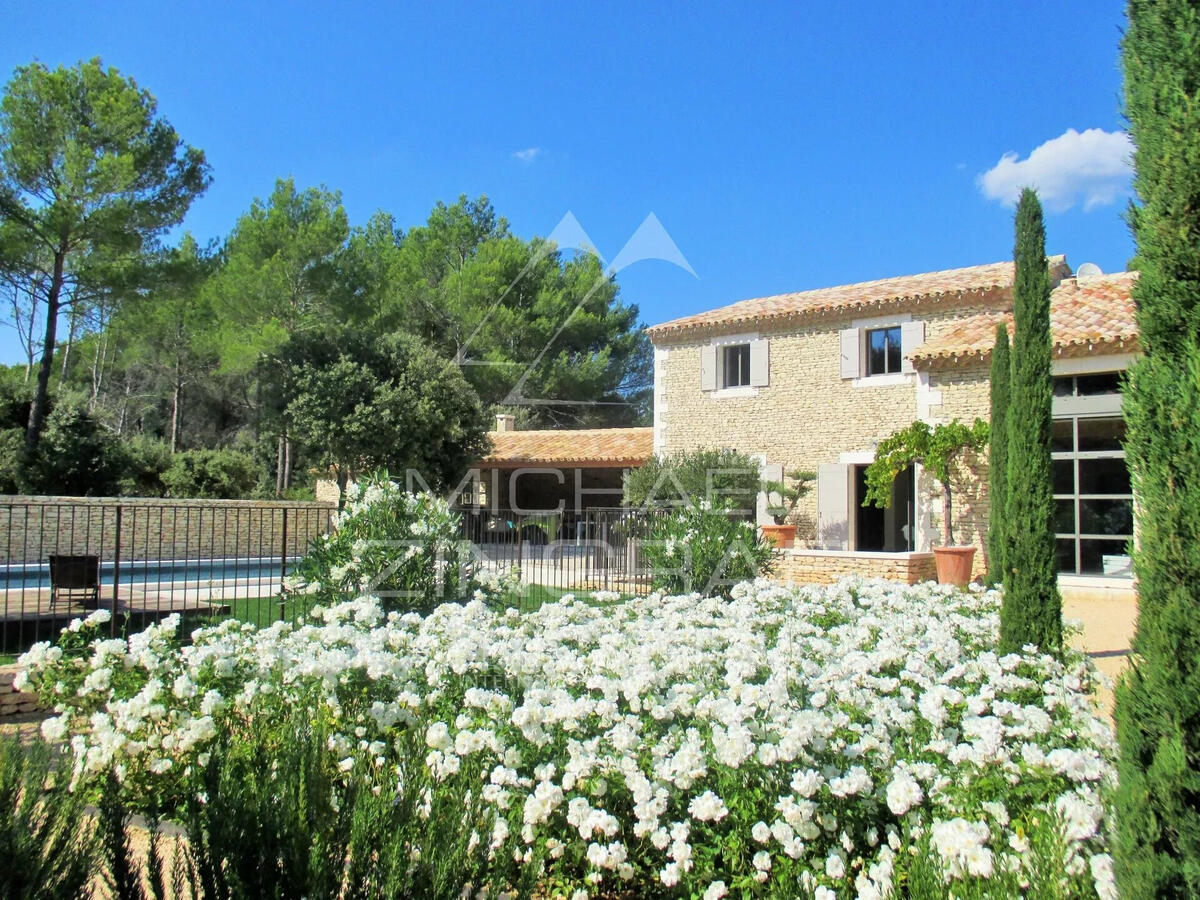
[0,557,292,590]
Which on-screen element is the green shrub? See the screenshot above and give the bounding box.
[19,401,122,496]
[291,472,497,613]
[0,738,96,899]
[160,448,261,499]
[641,502,773,597]
[113,436,172,497]
[624,447,760,512]
[0,427,23,493]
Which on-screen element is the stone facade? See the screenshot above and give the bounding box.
[0,496,335,565]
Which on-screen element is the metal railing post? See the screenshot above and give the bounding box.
[279,507,289,622]
[110,505,122,636]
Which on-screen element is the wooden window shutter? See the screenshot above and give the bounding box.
[840,328,860,379]
[700,345,717,391]
[900,321,926,373]
[749,339,769,387]
[816,463,851,550]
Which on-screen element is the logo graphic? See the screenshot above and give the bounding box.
[452,212,696,408]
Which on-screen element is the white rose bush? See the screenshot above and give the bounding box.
[288,474,516,614]
[17,568,1119,898]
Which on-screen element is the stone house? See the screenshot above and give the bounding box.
[474,415,653,514]
[646,258,1138,587]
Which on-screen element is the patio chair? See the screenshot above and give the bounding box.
[48,554,100,612]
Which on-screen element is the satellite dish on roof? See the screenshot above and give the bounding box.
[1076,262,1103,278]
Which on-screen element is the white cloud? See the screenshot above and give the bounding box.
[512,147,541,163]
[978,128,1133,212]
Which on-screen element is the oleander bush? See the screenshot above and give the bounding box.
[289,473,511,613]
[19,577,1118,899]
[641,501,774,597]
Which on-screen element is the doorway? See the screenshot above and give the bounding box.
[854,465,914,552]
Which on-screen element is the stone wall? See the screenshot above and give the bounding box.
[772,548,938,585]
[0,496,336,565]
[0,665,40,719]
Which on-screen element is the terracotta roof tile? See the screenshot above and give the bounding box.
[910,271,1139,365]
[481,427,654,467]
[646,257,1070,339]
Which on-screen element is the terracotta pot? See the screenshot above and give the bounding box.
[761,523,797,549]
[934,546,977,586]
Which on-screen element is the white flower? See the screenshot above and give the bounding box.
[886,770,924,816]
[825,851,846,878]
[702,881,727,900]
[930,818,993,879]
[687,790,729,822]
[1056,790,1103,842]
[1090,853,1118,900]
[751,820,771,843]
[40,716,67,742]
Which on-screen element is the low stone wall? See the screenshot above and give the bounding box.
[772,548,938,585]
[0,664,41,719]
[0,496,335,565]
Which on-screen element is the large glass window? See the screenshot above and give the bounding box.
[1053,414,1132,577]
[866,326,902,376]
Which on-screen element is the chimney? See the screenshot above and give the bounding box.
[495,414,516,432]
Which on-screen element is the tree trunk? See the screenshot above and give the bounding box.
[89,330,108,411]
[60,301,78,380]
[25,249,66,453]
[942,484,954,546]
[336,467,349,510]
[115,378,131,435]
[282,437,292,492]
[275,434,285,495]
[170,359,183,453]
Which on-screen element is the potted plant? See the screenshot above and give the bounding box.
[760,469,815,549]
[863,419,989,585]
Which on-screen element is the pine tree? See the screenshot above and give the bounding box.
[1114,1,1200,894]
[985,323,1010,586]
[998,189,1061,655]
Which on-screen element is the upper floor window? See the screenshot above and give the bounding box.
[1053,372,1123,397]
[700,338,768,392]
[723,343,751,388]
[866,326,902,376]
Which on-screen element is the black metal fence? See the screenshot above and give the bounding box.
[457,506,661,608]
[0,500,336,656]
[0,499,663,657]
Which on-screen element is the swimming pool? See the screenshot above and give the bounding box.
[0,557,293,590]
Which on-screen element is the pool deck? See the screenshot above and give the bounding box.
[0,579,285,623]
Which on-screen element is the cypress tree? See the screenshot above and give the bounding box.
[998,189,1061,655]
[1114,1,1200,894]
[985,323,1011,587]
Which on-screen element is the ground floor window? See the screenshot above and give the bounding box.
[1052,414,1132,577]
[854,464,914,552]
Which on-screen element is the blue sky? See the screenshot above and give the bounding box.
[1,1,1133,364]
